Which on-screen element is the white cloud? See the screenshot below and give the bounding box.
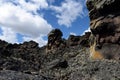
[0,0,53,47]
[18,0,48,13]
[23,35,47,47]
[1,0,48,14]
[70,32,77,36]
[50,0,85,27]
[0,27,18,43]
[81,27,90,35]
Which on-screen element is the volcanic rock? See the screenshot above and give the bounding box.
[46,29,66,53]
[0,37,120,80]
[0,0,120,79]
[67,32,91,47]
[0,70,53,80]
[87,0,120,60]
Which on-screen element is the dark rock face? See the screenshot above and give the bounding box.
[46,29,91,54]
[46,29,66,53]
[87,0,120,20]
[0,38,120,79]
[0,0,120,79]
[87,0,120,60]
[67,32,91,47]
[0,40,45,72]
[67,35,81,46]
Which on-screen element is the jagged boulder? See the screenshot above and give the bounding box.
[87,0,120,60]
[0,40,17,57]
[79,32,91,47]
[0,40,44,73]
[20,41,39,49]
[67,32,91,47]
[46,29,66,53]
[67,35,81,46]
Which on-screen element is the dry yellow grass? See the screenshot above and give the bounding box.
[90,43,103,59]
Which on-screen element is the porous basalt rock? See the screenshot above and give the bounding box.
[46,29,91,53]
[0,0,120,79]
[67,35,81,46]
[87,0,120,60]
[67,32,91,47]
[46,29,66,53]
[0,40,44,72]
[0,70,53,80]
[0,39,120,79]
[87,0,120,20]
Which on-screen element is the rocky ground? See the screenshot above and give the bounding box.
[0,0,120,80]
[0,40,120,80]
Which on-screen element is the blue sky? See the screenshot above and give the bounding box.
[0,0,90,47]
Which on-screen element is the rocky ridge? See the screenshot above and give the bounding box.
[0,29,120,80]
[87,0,120,60]
[0,0,120,80]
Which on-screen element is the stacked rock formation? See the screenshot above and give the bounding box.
[87,0,120,60]
[46,29,66,53]
[46,29,91,53]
